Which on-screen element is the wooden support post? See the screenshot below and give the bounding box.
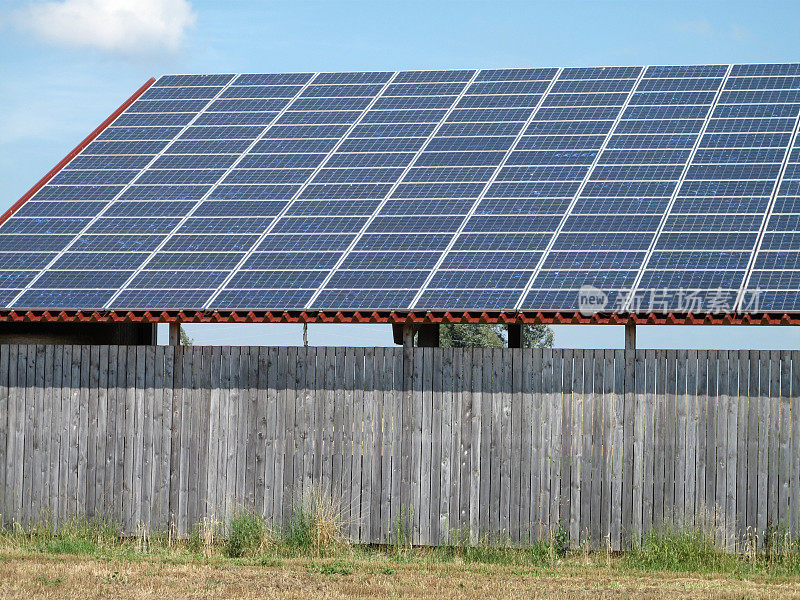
[416,324,440,348]
[392,323,418,348]
[625,322,636,351]
[508,323,522,348]
[401,323,414,350]
[168,322,180,347]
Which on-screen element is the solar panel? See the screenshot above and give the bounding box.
[3,64,800,316]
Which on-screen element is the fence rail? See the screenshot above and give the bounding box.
[0,344,798,550]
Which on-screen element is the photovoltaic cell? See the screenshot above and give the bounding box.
[3,64,800,315]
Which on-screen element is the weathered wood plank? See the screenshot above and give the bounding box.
[390,347,403,544]
[9,346,25,523]
[330,348,344,512]
[263,347,278,522]
[373,348,386,543]
[379,348,394,544]
[642,350,655,538]
[438,348,453,541]
[520,348,534,545]
[282,347,298,522]
[540,348,553,540]
[697,350,718,527]
[632,349,645,545]
[511,347,524,543]
[479,348,492,538]
[411,347,424,544]
[686,350,699,529]
[664,350,677,529]
[301,348,315,516]
[779,351,791,535]
[730,350,744,550]
[38,345,53,519]
[791,351,800,539]
[652,351,666,533]
[141,345,156,527]
[272,347,289,524]
[559,349,573,538]
[611,349,624,550]
[324,345,336,505]
[0,344,8,521]
[354,348,368,541]
[429,347,443,545]
[746,351,760,544]
[674,349,687,529]
[292,348,307,518]
[600,350,613,546]
[715,351,729,547]
[448,347,461,540]
[501,347,514,539]
[577,351,592,545]
[757,351,770,544]
[550,349,563,536]
[768,350,780,538]
[589,349,603,547]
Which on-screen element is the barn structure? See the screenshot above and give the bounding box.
[2,64,800,550]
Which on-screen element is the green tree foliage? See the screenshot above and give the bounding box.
[179,326,194,346]
[439,324,504,348]
[439,324,554,348]
[522,323,555,348]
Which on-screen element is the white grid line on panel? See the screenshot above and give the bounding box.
[4,75,241,309]
[404,69,565,310]
[200,71,405,310]
[621,64,738,312]
[101,73,323,309]
[300,70,483,310]
[512,66,649,311]
[733,105,800,312]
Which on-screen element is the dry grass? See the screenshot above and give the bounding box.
[2,553,800,599]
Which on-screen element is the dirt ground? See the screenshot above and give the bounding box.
[2,555,800,599]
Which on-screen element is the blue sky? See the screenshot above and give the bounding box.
[2,0,800,348]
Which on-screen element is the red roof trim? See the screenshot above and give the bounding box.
[0,77,157,227]
[0,310,798,326]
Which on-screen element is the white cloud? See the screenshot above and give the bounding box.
[674,19,714,37]
[16,0,195,55]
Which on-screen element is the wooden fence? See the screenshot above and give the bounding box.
[0,344,798,550]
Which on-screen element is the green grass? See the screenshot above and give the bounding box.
[624,526,737,573]
[224,510,266,558]
[623,524,800,577]
[4,515,800,580]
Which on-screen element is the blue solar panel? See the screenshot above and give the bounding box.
[3,64,800,315]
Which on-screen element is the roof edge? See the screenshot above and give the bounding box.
[0,77,156,227]
[0,310,798,326]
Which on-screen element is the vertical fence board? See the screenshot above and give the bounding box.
[791,351,800,539]
[512,347,524,543]
[611,349,624,550]
[642,350,655,537]
[714,351,728,545]
[560,349,573,538]
[632,349,645,544]
[779,351,791,535]
[352,347,366,542]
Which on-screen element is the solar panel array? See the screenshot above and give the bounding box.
[3,64,800,314]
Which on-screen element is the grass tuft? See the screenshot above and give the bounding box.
[224,510,267,558]
[280,489,346,555]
